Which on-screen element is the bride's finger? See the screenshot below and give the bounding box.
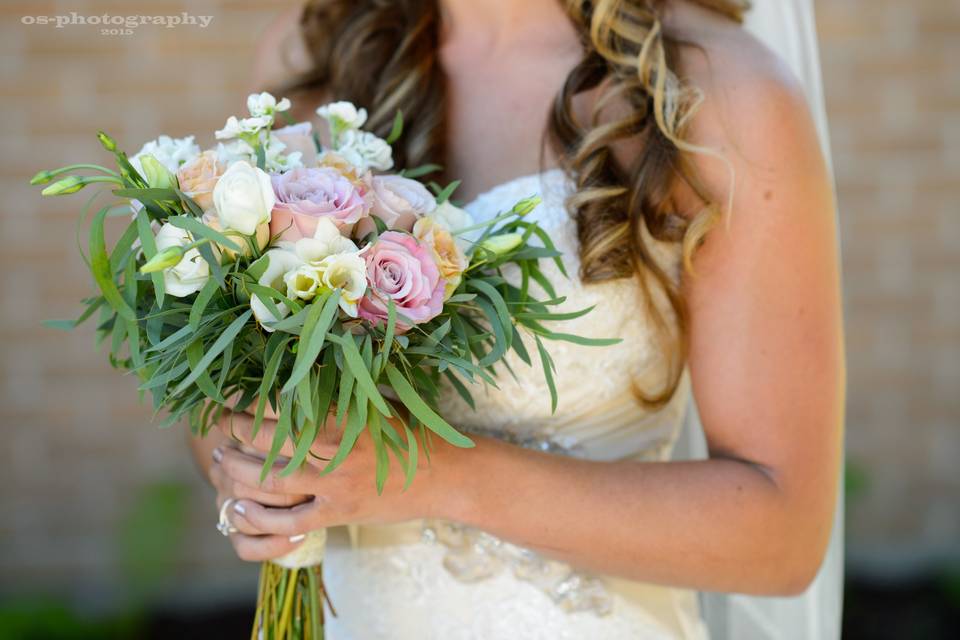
[212,449,310,507]
[219,445,316,495]
[219,410,339,461]
[229,532,306,563]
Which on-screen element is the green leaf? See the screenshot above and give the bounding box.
[535,330,622,347]
[186,339,224,402]
[282,291,340,394]
[435,180,461,205]
[328,330,391,417]
[368,409,390,494]
[384,364,473,448]
[260,393,292,482]
[168,215,241,252]
[475,297,508,367]
[534,336,558,413]
[443,369,476,410]
[189,278,220,330]
[320,394,366,476]
[401,421,420,491]
[135,209,166,307]
[468,280,511,346]
[252,333,291,440]
[385,110,403,145]
[90,206,136,321]
[171,310,252,396]
[401,163,443,180]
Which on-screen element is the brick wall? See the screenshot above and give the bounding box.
[0,0,956,607]
[815,0,960,570]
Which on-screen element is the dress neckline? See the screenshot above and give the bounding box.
[461,167,567,210]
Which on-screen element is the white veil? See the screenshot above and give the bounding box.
[673,1,845,638]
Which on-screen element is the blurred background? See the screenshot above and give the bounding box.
[1,0,957,638]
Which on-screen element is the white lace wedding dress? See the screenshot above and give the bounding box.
[324,168,707,639]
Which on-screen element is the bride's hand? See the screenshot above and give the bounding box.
[211,407,459,561]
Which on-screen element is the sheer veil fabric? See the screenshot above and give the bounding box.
[674,1,844,638]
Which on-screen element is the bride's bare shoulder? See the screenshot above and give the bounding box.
[665,6,827,216]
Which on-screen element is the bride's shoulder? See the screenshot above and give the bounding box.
[666,11,828,217]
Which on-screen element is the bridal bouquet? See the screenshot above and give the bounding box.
[33,93,614,639]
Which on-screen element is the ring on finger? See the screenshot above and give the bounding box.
[217,498,239,536]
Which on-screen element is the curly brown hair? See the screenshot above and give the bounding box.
[283,0,751,407]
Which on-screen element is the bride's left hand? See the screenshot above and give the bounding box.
[212,408,462,551]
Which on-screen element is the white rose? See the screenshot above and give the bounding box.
[293,217,359,265]
[284,265,322,301]
[336,130,393,172]
[247,91,291,118]
[251,248,304,330]
[213,161,277,235]
[317,252,367,317]
[154,222,210,297]
[427,200,477,248]
[316,101,368,130]
[131,135,200,175]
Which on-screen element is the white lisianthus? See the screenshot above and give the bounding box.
[316,101,368,131]
[427,200,477,248]
[154,223,210,297]
[336,130,393,172]
[293,217,359,265]
[251,249,304,330]
[247,92,291,118]
[284,265,323,301]
[215,115,273,140]
[215,134,302,173]
[317,252,367,317]
[263,133,303,172]
[130,135,200,175]
[212,161,276,235]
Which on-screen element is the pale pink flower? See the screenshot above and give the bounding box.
[270,167,369,241]
[358,231,445,332]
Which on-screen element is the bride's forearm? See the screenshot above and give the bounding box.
[440,436,830,596]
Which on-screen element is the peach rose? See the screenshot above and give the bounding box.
[413,217,467,299]
[176,150,223,211]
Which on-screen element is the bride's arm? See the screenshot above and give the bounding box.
[214,44,843,595]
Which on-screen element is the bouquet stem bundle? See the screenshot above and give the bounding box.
[254,563,326,640]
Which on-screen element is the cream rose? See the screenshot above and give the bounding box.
[213,161,276,235]
[425,200,477,249]
[177,150,224,211]
[154,222,210,297]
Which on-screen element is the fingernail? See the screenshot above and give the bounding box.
[233,502,245,515]
[289,534,306,543]
[212,447,223,463]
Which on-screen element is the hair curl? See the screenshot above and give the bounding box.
[285,0,750,407]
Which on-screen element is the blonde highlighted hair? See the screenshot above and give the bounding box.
[286,0,750,407]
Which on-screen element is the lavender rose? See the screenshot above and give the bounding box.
[355,175,436,238]
[358,231,445,332]
[270,167,370,241]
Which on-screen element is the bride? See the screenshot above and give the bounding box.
[191,0,844,637]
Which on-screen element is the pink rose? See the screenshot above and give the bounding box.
[359,231,445,331]
[355,175,436,238]
[270,167,370,241]
[272,122,318,167]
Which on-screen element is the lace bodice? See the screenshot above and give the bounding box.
[323,170,705,640]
